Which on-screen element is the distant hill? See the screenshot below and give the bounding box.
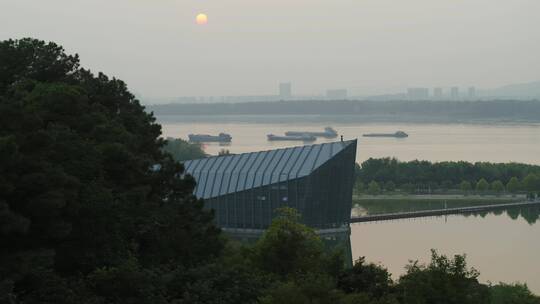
[484,81,540,99]
[147,99,540,123]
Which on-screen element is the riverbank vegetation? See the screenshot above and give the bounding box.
[2,38,539,303]
[355,158,540,198]
[162,137,206,162]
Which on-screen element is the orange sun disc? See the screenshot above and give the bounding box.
[196,13,208,25]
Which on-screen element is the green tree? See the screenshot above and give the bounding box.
[490,283,540,304]
[164,260,267,304]
[397,250,490,304]
[356,157,540,189]
[441,180,454,191]
[491,180,505,195]
[162,137,206,162]
[0,38,223,303]
[460,180,472,194]
[252,208,326,278]
[260,274,345,304]
[401,183,415,194]
[384,181,396,192]
[476,178,489,194]
[507,177,521,195]
[355,181,365,194]
[523,173,540,199]
[337,257,394,300]
[367,181,381,195]
[218,148,231,156]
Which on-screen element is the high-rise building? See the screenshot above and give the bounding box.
[407,88,430,100]
[433,88,443,99]
[326,89,348,100]
[279,82,292,99]
[468,87,476,99]
[450,87,460,99]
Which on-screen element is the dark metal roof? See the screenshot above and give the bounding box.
[184,140,356,199]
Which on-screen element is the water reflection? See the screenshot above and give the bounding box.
[350,206,540,294]
[353,202,540,225]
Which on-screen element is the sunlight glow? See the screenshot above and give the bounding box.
[196,13,208,25]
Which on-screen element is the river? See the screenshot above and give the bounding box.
[350,207,540,293]
[158,116,540,164]
[158,116,540,293]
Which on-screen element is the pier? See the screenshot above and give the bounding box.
[350,200,540,223]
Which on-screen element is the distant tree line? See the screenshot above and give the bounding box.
[356,158,540,197]
[148,99,540,122]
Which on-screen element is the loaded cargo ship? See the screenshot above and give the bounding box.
[267,134,317,142]
[285,127,338,138]
[188,133,232,143]
[362,131,408,138]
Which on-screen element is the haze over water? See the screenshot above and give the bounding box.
[158,118,540,165]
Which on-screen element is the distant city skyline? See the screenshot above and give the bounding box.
[143,80,540,104]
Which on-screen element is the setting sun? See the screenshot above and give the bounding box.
[196,13,208,25]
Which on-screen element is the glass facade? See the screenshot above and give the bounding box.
[184,140,357,230]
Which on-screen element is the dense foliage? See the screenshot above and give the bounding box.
[162,137,206,162]
[490,283,540,304]
[356,158,540,195]
[0,38,222,303]
[398,250,490,304]
[2,38,538,303]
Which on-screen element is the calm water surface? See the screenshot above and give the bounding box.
[158,116,540,292]
[350,208,540,293]
[158,117,540,164]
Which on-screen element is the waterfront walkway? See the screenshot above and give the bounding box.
[350,200,540,223]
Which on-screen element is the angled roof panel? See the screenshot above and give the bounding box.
[203,158,222,198]
[243,152,269,191]
[209,155,235,198]
[190,157,210,194]
[289,145,314,179]
[195,157,219,198]
[263,149,286,186]
[252,149,278,188]
[228,153,252,193]
[312,142,333,171]
[271,147,297,184]
[330,141,344,157]
[184,158,199,172]
[297,143,323,177]
[218,154,242,196]
[278,146,305,182]
[236,152,259,192]
[183,140,356,199]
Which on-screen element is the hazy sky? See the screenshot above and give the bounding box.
[1,0,540,100]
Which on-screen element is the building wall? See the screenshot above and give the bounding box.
[205,178,306,229]
[279,82,292,99]
[303,143,356,228]
[407,88,430,100]
[204,143,356,229]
